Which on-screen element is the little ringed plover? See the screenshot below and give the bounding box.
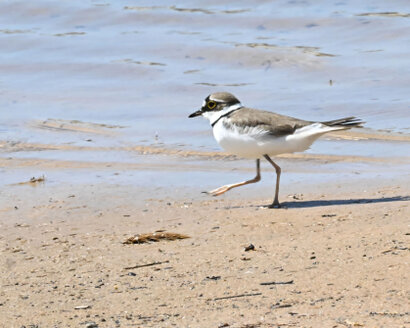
[189,92,363,208]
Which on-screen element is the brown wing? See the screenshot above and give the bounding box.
[228,107,310,137]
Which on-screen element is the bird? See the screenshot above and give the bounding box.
[188,92,363,208]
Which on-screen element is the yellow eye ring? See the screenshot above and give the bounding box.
[207,101,216,109]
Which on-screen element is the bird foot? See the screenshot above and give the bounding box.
[203,185,231,197]
[268,202,283,209]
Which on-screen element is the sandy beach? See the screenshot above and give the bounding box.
[1,1,410,327]
[0,147,409,327]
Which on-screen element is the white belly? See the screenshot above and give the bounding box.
[213,120,339,159]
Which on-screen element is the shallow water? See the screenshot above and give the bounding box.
[0,0,409,187]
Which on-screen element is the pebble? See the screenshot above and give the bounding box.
[75,305,91,310]
[244,244,255,252]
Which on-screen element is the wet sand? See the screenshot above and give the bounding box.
[1,130,409,327]
[0,173,409,327]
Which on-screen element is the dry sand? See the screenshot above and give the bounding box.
[0,166,409,327]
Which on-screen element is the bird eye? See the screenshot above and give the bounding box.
[207,101,216,109]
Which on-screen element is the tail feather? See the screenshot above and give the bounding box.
[322,116,364,128]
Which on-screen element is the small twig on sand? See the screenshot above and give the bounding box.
[123,232,189,244]
[212,293,262,301]
[271,303,292,309]
[124,260,169,270]
[15,175,46,185]
[260,280,294,286]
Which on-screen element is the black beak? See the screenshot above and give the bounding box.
[188,109,203,118]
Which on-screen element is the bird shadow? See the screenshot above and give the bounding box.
[281,195,410,209]
[220,195,409,210]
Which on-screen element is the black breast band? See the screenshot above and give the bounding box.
[211,108,242,128]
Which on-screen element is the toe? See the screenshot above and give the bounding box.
[206,186,229,196]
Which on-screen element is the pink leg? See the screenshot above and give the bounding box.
[207,159,261,196]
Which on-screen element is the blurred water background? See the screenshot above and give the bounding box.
[0,0,409,187]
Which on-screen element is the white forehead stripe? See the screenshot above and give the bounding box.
[209,97,227,102]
